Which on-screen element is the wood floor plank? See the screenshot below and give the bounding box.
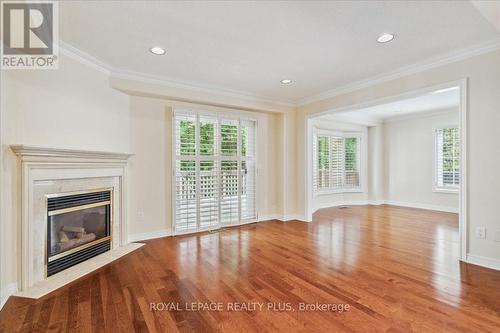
[1,205,499,332]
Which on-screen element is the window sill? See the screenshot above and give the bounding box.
[433,187,459,194]
[314,188,364,196]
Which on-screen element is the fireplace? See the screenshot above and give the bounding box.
[46,189,112,276]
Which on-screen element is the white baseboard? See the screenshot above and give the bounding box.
[313,200,370,214]
[1,283,18,310]
[367,200,386,206]
[133,217,312,240]
[381,200,459,213]
[128,229,172,242]
[258,214,283,221]
[258,214,311,222]
[312,200,458,214]
[283,214,310,222]
[466,254,500,271]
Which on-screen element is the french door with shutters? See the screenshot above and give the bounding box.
[173,110,257,234]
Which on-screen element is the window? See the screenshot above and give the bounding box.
[435,127,460,191]
[313,132,360,192]
[174,111,256,234]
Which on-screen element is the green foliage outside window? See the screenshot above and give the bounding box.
[442,128,460,173]
[316,136,357,171]
[179,121,248,171]
[317,136,330,170]
[344,137,357,171]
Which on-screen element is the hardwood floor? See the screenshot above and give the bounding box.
[1,205,499,332]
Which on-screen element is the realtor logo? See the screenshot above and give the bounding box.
[1,1,58,69]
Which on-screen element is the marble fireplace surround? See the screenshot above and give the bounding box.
[10,145,142,298]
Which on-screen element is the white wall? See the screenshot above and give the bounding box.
[128,97,171,240]
[310,119,369,212]
[0,53,130,307]
[382,110,459,211]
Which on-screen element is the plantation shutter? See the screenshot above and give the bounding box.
[330,137,344,189]
[174,112,256,233]
[316,135,331,189]
[220,118,239,225]
[436,128,460,188]
[313,134,318,190]
[313,132,361,192]
[344,136,360,188]
[175,114,197,232]
[199,115,219,229]
[241,120,256,220]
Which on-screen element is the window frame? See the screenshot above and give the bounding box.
[433,125,460,194]
[172,108,258,235]
[313,128,363,196]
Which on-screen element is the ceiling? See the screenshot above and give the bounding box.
[318,86,460,125]
[59,1,500,104]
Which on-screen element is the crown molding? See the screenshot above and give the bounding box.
[58,41,295,108]
[109,70,295,107]
[58,41,112,75]
[297,37,500,106]
[58,38,500,109]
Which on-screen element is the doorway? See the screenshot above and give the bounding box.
[172,110,257,235]
[305,79,467,261]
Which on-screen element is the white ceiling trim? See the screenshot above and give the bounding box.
[297,37,500,106]
[109,70,295,107]
[58,40,295,107]
[59,38,500,108]
[307,79,465,119]
[59,41,112,75]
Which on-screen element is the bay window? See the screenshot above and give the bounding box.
[313,132,361,192]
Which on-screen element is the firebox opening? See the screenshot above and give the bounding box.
[46,189,112,276]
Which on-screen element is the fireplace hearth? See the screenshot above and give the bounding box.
[46,189,112,276]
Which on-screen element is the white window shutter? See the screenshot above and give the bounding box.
[220,160,239,225]
[436,128,460,188]
[344,136,360,188]
[316,135,331,189]
[330,137,344,189]
[313,133,318,190]
[174,113,197,232]
[220,118,239,225]
[174,112,257,233]
[313,132,361,192]
[199,115,219,228]
[240,120,256,220]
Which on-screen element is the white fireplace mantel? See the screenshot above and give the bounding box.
[10,145,133,161]
[11,145,135,293]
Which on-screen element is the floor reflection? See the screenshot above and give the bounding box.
[431,224,462,307]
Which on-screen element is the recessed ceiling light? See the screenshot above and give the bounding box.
[281,79,292,84]
[150,46,166,55]
[377,33,395,43]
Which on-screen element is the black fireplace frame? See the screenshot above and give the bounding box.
[45,188,113,277]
